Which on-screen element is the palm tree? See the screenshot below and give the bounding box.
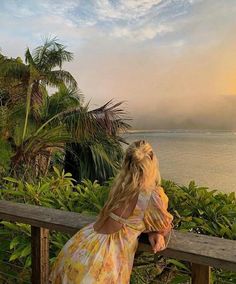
[0,38,77,125]
[0,40,131,181]
[0,38,78,177]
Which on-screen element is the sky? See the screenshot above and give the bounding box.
[1,0,236,130]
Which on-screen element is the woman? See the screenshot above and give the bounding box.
[50,140,173,283]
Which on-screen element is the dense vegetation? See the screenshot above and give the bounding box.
[0,169,235,283]
[0,38,130,183]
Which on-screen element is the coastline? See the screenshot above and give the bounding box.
[126,129,236,134]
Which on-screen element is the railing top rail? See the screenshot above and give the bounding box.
[0,200,235,272]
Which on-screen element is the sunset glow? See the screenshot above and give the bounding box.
[1,0,236,129]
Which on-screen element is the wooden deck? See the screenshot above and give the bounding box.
[0,200,235,283]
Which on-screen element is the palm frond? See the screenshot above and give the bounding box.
[65,138,122,183]
[33,38,73,70]
[45,48,73,69]
[63,100,129,183]
[24,125,71,153]
[62,100,130,144]
[32,37,58,67]
[25,48,36,68]
[43,85,81,120]
[89,100,131,136]
[45,70,77,89]
[63,105,98,142]
[10,125,71,177]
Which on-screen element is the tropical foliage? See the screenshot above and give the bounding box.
[0,169,235,283]
[0,38,130,182]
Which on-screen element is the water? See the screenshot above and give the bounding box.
[123,131,236,193]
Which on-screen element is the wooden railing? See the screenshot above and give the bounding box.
[0,200,235,284]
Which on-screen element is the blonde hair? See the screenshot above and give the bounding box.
[95,140,161,230]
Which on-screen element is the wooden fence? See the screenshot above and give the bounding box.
[0,200,235,284]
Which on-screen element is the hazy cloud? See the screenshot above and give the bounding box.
[0,0,236,130]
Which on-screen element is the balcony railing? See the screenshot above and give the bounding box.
[0,200,235,284]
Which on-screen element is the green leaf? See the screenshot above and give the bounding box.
[197,209,204,215]
[24,255,32,268]
[192,217,205,225]
[170,274,190,284]
[53,166,61,177]
[21,244,31,257]
[166,259,190,272]
[10,236,20,249]
[3,177,19,183]
[9,246,25,261]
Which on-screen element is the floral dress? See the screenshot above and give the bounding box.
[49,185,173,284]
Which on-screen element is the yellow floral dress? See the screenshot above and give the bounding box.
[49,185,173,284]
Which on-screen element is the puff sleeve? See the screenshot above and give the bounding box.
[143,186,173,235]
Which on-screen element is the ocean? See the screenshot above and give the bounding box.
[122,130,236,194]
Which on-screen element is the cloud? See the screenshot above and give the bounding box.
[0,0,197,43]
[94,0,163,21]
[111,24,173,41]
[0,0,236,130]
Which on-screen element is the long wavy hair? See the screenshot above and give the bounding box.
[95,140,161,230]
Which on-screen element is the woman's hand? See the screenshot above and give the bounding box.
[148,232,166,253]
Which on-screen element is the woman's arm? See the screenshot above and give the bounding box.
[147,223,173,253]
[148,232,166,253]
[143,186,173,252]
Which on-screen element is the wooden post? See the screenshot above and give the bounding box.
[31,226,49,284]
[191,263,211,284]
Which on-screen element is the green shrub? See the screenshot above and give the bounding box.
[0,169,235,283]
[0,139,12,175]
[163,180,236,239]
